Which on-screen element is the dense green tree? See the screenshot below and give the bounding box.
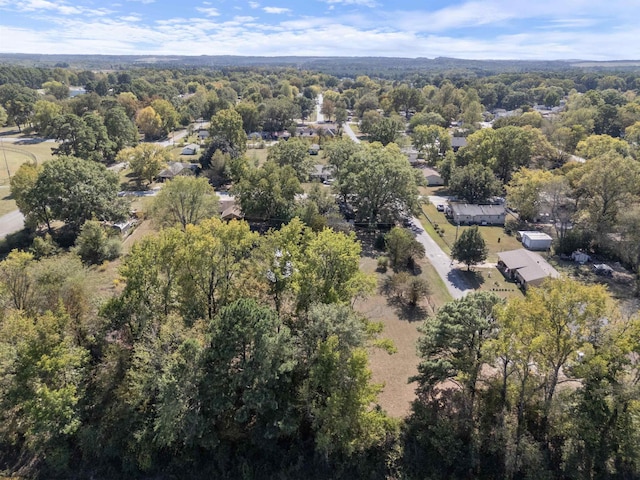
[233,161,302,221]
[411,124,451,164]
[0,83,37,131]
[150,176,219,230]
[103,105,138,154]
[118,143,170,186]
[334,142,422,225]
[412,292,502,474]
[10,162,51,230]
[449,163,502,204]
[0,309,89,473]
[73,220,121,265]
[235,100,261,133]
[42,80,69,100]
[179,219,258,320]
[368,116,404,146]
[136,106,163,140]
[575,133,631,159]
[505,168,554,222]
[32,99,62,135]
[451,225,488,270]
[570,152,640,244]
[261,97,300,132]
[26,156,127,233]
[209,107,247,157]
[267,137,313,181]
[385,226,426,269]
[460,126,553,183]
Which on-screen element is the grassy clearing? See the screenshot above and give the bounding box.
[246,146,270,167]
[357,254,452,418]
[0,141,55,184]
[0,141,56,216]
[420,202,522,262]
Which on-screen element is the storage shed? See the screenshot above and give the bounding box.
[519,231,553,251]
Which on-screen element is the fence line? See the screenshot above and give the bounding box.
[0,145,38,185]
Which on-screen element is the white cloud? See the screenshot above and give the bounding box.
[263,6,291,14]
[127,0,155,4]
[233,15,258,22]
[249,1,259,8]
[120,15,142,22]
[196,6,220,16]
[322,0,378,7]
[20,0,82,15]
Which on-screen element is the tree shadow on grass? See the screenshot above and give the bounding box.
[384,294,431,323]
[457,269,486,289]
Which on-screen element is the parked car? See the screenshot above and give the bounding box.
[436,204,445,212]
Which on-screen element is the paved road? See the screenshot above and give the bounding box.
[342,121,359,142]
[316,93,324,123]
[0,210,25,239]
[340,104,471,298]
[409,217,472,299]
[155,129,190,148]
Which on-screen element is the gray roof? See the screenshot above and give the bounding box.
[498,249,560,283]
[158,162,197,178]
[450,204,505,216]
[451,137,467,148]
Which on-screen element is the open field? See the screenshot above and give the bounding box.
[357,249,452,418]
[0,140,55,184]
[0,140,56,216]
[246,146,269,166]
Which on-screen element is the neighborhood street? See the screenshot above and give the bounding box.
[315,93,324,123]
[343,113,471,298]
[0,210,25,239]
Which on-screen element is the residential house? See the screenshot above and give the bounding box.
[309,164,333,183]
[448,203,506,225]
[451,136,467,152]
[156,162,198,182]
[497,248,560,290]
[197,128,209,142]
[421,167,444,186]
[181,143,200,156]
[218,197,243,221]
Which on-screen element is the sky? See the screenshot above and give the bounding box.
[0,0,639,60]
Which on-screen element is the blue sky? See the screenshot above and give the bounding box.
[0,0,638,60]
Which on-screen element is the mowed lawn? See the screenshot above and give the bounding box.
[0,141,56,216]
[420,202,522,262]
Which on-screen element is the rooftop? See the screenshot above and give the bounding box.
[450,203,505,216]
[498,248,560,283]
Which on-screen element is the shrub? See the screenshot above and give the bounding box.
[74,221,122,265]
[377,256,389,272]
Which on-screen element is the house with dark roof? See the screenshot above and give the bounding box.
[451,136,467,152]
[156,162,199,182]
[497,249,560,290]
[448,203,505,225]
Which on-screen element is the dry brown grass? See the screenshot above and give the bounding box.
[357,255,452,418]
